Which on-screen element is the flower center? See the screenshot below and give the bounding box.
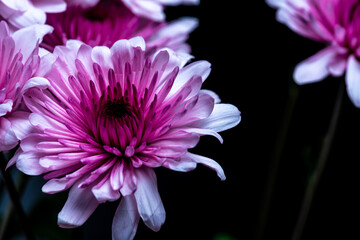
[104,99,132,119]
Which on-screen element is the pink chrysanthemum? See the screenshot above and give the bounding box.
[267,0,360,107]
[13,37,240,239]
[0,21,52,151]
[0,0,66,30]
[41,1,197,56]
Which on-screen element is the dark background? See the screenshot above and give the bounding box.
[2,1,360,240]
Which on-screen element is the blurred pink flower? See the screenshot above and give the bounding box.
[0,21,52,151]
[12,37,240,239]
[42,1,198,56]
[0,0,66,30]
[267,0,360,107]
[122,0,200,21]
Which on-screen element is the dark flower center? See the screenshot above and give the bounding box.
[104,99,132,119]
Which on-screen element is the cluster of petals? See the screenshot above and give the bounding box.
[10,37,240,239]
[0,0,66,30]
[267,0,360,107]
[0,21,52,151]
[42,0,198,55]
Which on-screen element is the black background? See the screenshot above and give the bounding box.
[2,1,360,240]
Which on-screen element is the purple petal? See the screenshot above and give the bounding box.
[112,195,140,240]
[346,55,360,107]
[134,167,165,232]
[58,182,99,228]
[294,46,338,84]
[6,111,33,140]
[186,152,226,180]
[0,117,17,151]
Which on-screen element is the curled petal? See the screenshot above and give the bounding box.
[346,55,360,107]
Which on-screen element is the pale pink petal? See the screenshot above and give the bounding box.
[162,156,197,172]
[8,6,46,28]
[21,77,50,95]
[294,46,338,84]
[192,103,241,133]
[32,0,66,13]
[6,111,32,140]
[0,117,17,151]
[169,60,211,97]
[134,167,165,231]
[16,151,46,175]
[0,0,29,11]
[92,178,121,203]
[112,195,140,240]
[328,54,347,77]
[0,99,13,117]
[186,152,226,180]
[122,0,164,21]
[12,24,53,62]
[58,182,99,228]
[42,178,76,194]
[345,55,360,108]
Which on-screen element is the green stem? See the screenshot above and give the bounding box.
[291,81,344,240]
[255,82,300,240]
[0,152,35,240]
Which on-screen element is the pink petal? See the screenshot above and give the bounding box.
[186,152,226,180]
[169,60,211,97]
[92,177,121,203]
[192,103,241,133]
[58,182,99,228]
[293,46,338,84]
[32,0,66,13]
[346,55,360,107]
[0,117,17,151]
[12,24,53,62]
[0,99,13,117]
[134,167,165,231]
[16,151,46,175]
[6,111,33,140]
[112,195,140,240]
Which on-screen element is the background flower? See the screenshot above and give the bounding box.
[267,0,360,107]
[0,21,52,152]
[13,37,240,239]
[41,1,198,56]
[0,0,66,30]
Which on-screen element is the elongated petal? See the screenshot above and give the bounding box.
[187,152,226,180]
[346,55,360,107]
[58,182,99,228]
[16,151,46,175]
[112,195,140,240]
[294,47,338,84]
[134,167,165,231]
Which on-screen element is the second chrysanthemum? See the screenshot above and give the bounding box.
[12,37,240,240]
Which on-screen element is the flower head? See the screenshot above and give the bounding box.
[0,0,66,30]
[42,1,198,56]
[267,0,360,107]
[0,21,52,151]
[14,37,240,239]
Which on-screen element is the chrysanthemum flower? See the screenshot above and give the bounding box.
[42,1,198,56]
[0,0,66,30]
[0,21,52,151]
[12,37,240,239]
[267,0,360,107]
[122,0,200,21]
